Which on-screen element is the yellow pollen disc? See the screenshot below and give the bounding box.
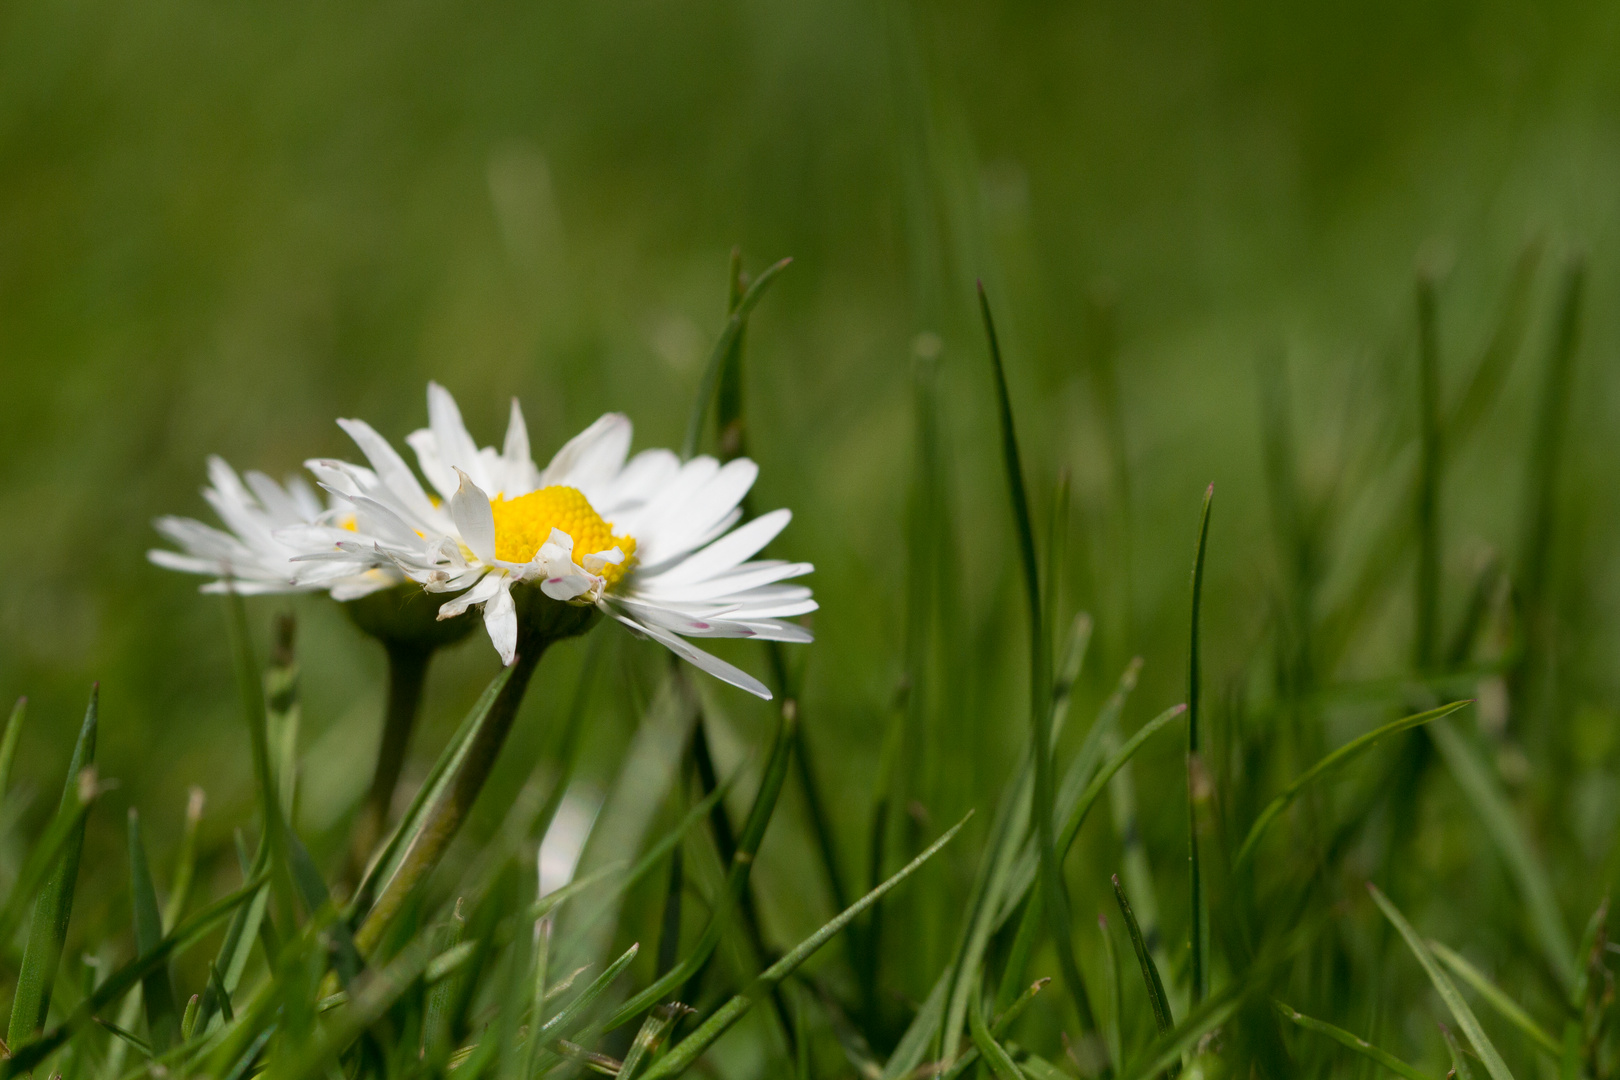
[490,485,637,590]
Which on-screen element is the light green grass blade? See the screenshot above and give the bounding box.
[348,662,517,925]
[1120,993,1241,1080]
[1428,940,1560,1056]
[1368,882,1515,1080]
[0,697,26,806]
[128,809,182,1051]
[642,815,968,1079]
[8,684,98,1047]
[938,979,1048,1080]
[163,787,206,932]
[619,1003,688,1080]
[5,872,266,1076]
[968,992,1025,1080]
[1275,1000,1440,1080]
[1427,717,1576,990]
[1235,701,1471,866]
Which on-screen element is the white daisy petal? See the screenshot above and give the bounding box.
[540,413,633,493]
[428,382,486,486]
[640,509,792,587]
[607,612,772,700]
[482,582,520,665]
[337,418,442,528]
[450,469,497,563]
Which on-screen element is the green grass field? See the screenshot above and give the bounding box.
[4,0,1620,1075]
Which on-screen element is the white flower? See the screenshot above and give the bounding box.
[148,455,402,601]
[301,382,815,699]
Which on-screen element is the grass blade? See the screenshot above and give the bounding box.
[1441,1022,1478,1080]
[1428,940,1560,1056]
[1235,700,1471,866]
[619,1003,690,1080]
[128,809,182,1051]
[968,991,1025,1080]
[1368,882,1516,1080]
[1186,484,1212,1004]
[939,979,1049,1080]
[979,283,1092,1030]
[8,684,98,1046]
[681,255,792,459]
[1427,716,1575,990]
[640,814,968,1080]
[1275,1000,1439,1080]
[0,697,26,805]
[1112,875,1175,1042]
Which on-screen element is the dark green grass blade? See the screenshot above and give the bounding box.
[1428,940,1560,1056]
[681,255,792,459]
[536,942,641,1051]
[639,815,968,1080]
[1120,991,1243,1080]
[979,282,1091,1031]
[1186,484,1212,1004]
[0,697,26,805]
[1427,716,1575,990]
[1099,917,1124,1071]
[1112,874,1175,1041]
[8,684,98,1046]
[1448,240,1541,441]
[1368,883,1515,1080]
[968,992,1024,1080]
[0,765,100,964]
[128,809,182,1051]
[1235,701,1471,866]
[1275,1001,1439,1080]
[1061,704,1188,859]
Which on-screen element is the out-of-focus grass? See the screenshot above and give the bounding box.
[4,0,1620,1075]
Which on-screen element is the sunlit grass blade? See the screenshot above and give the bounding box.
[1427,716,1575,990]
[1186,483,1212,1004]
[128,809,182,1051]
[1113,874,1175,1045]
[967,991,1023,1080]
[681,255,792,459]
[1275,1000,1439,1080]
[536,941,641,1052]
[8,684,98,1047]
[619,1003,690,1080]
[979,282,1091,1030]
[1368,882,1515,1080]
[639,814,968,1079]
[1427,940,1560,1056]
[0,697,26,805]
[1234,700,1471,866]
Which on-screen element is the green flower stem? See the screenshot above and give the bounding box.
[350,641,432,876]
[354,593,594,958]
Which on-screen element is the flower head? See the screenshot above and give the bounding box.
[148,455,402,600]
[305,383,815,698]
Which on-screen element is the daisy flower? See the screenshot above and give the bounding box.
[302,383,815,699]
[148,455,402,601]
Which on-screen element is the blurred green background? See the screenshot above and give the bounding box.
[4,0,1620,1069]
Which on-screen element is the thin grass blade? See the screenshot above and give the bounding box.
[1235,701,1471,866]
[1368,882,1515,1080]
[129,809,182,1051]
[1275,1001,1439,1080]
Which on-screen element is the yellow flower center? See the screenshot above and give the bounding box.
[490,485,637,590]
